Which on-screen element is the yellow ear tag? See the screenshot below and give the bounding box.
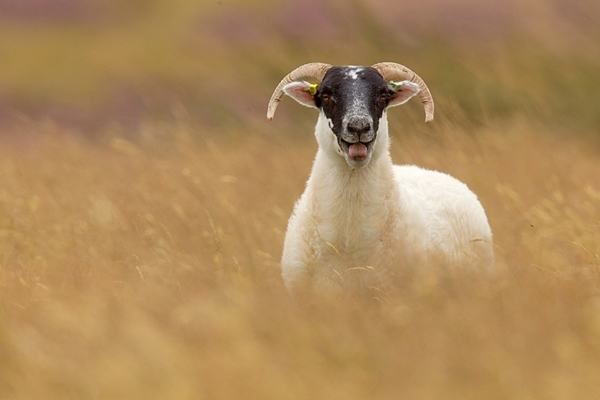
[309,83,319,97]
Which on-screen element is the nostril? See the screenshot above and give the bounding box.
[347,120,371,135]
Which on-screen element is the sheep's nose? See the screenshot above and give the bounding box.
[347,118,371,136]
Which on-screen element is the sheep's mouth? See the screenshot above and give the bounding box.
[339,139,374,161]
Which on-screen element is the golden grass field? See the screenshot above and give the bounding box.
[0,116,599,399]
[0,0,600,398]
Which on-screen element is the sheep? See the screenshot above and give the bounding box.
[267,62,494,296]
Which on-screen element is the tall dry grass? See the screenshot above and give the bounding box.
[0,0,599,398]
[0,113,598,399]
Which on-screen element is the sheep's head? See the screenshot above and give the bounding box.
[267,62,434,168]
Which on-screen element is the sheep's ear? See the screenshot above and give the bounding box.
[283,81,318,108]
[387,80,420,108]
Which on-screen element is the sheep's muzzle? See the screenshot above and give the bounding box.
[348,143,368,158]
[339,138,374,164]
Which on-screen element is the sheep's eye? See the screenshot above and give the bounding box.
[380,93,389,101]
[321,94,330,101]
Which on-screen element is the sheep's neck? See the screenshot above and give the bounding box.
[308,148,399,253]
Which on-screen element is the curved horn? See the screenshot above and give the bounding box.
[267,62,332,120]
[372,62,434,123]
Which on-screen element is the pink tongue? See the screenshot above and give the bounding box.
[348,143,367,158]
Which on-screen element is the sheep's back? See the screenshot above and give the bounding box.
[392,165,494,271]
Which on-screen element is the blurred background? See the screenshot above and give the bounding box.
[1,0,599,135]
[1,1,600,399]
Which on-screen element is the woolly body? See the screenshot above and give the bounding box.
[270,64,493,294]
[281,113,494,292]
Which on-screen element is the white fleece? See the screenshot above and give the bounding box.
[281,112,494,293]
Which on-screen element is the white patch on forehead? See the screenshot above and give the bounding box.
[345,67,365,80]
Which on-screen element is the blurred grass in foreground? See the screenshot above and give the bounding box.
[1,0,600,398]
[0,117,599,398]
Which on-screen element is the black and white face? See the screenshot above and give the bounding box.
[283,66,420,168]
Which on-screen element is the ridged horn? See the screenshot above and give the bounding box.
[371,62,434,123]
[267,62,332,120]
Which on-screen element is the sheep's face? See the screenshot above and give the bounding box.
[283,66,420,168]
